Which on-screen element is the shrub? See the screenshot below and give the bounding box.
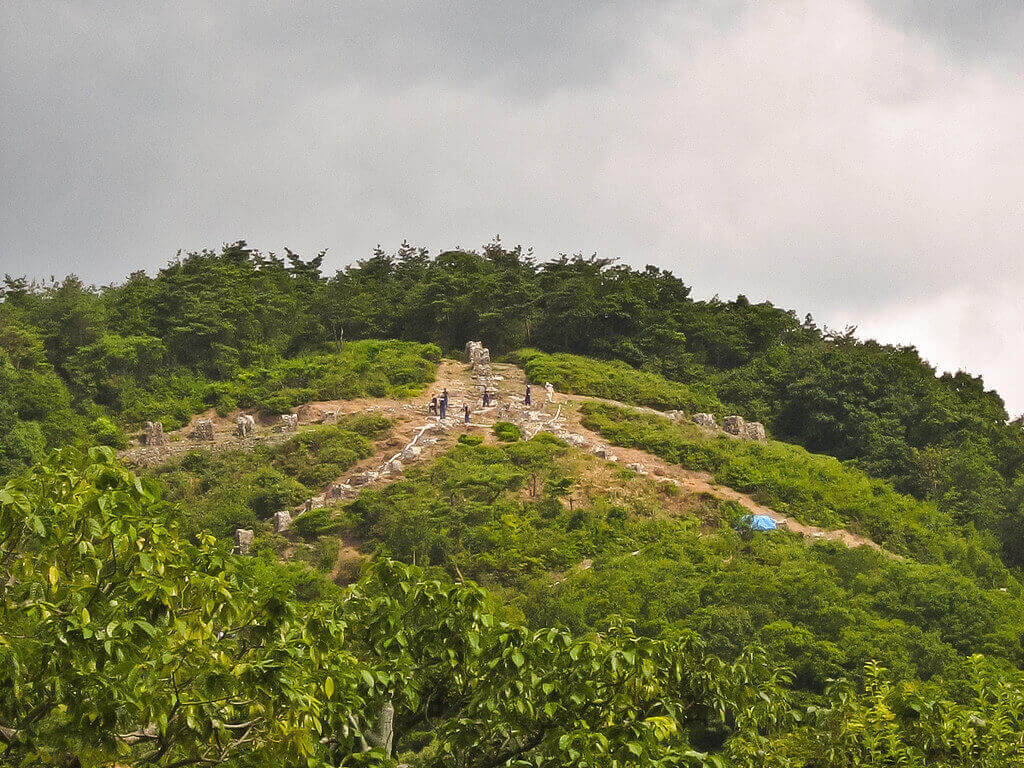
[293,507,342,540]
[458,433,484,446]
[87,416,127,449]
[493,421,522,443]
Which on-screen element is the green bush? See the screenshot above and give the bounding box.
[87,416,127,449]
[458,433,484,446]
[493,421,522,443]
[293,507,342,540]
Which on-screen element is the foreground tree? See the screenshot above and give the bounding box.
[1,450,794,767]
[0,448,374,765]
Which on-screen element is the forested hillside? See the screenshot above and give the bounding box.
[3,240,1024,765]
[3,240,1022,561]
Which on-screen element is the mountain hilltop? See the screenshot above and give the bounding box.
[2,242,1023,765]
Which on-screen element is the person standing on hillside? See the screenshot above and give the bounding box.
[483,386,490,407]
[524,384,531,406]
[429,395,438,416]
[545,381,555,403]
[440,393,447,420]
[463,403,470,424]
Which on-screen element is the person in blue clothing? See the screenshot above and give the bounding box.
[483,386,490,407]
[439,394,447,420]
[429,395,438,416]
[524,384,531,406]
[463,403,470,424]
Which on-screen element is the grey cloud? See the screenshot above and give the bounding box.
[2,0,1024,412]
[866,0,1024,68]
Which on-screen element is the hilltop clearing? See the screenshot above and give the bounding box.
[139,353,893,557]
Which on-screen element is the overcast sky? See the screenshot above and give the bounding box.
[2,1,1023,413]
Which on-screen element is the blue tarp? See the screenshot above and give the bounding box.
[742,514,778,531]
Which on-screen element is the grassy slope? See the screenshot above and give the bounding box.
[348,436,1024,689]
[155,424,1024,692]
[579,403,1008,581]
[153,414,390,541]
[514,348,723,413]
[121,339,441,430]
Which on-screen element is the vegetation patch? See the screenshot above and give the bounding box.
[580,402,1008,581]
[492,421,522,442]
[515,348,722,413]
[151,414,390,537]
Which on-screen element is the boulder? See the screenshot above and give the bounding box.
[235,414,256,438]
[743,421,767,440]
[324,482,350,500]
[280,413,298,432]
[384,459,403,475]
[626,462,646,475]
[723,415,746,436]
[273,510,292,533]
[465,340,492,371]
[401,445,422,461]
[348,471,377,487]
[692,413,718,429]
[234,528,255,555]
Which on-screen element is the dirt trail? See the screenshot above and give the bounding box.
[123,356,889,567]
[484,363,887,553]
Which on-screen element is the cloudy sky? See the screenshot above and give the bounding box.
[2,1,1023,412]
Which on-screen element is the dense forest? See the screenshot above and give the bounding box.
[3,240,1024,765]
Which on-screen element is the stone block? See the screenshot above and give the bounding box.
[142,421,166,446]
[723,415,746,436]
[190,418,214,441]
[234,528,254,555]
[236,414,256,437]
[692,413,718,429]
[743,421,767,440]
[273,510,292,533]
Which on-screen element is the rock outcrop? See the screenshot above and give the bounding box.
[723,415,766,440]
